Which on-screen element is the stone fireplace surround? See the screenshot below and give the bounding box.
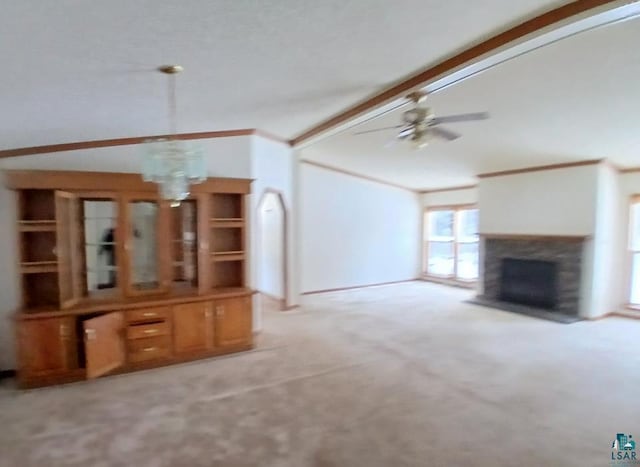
[480,234,587,317]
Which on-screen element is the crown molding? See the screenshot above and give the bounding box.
[0,128,290,159]
[300,159,418,193]
[478,159,602,179]
[419,184,478,195]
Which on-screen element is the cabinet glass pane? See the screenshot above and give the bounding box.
[427,241,454,276]
[171,200,198,288]
[129,201,159,290]
[83,200,118,296]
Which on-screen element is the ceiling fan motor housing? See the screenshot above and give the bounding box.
[402,107,434,125]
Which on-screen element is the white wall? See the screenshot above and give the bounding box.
[422,186,478,207]
[0,136,254,370]
[300,163,421,293]
[589,164,626,317]
[249,136,296,317]
[476,163,629,318]
[478,165,599,236]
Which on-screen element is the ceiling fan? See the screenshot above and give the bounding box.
[353,91,489,149]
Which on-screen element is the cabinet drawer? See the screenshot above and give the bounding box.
[126,321,170,340]
[126,307,170,323]
[127,336,171,363]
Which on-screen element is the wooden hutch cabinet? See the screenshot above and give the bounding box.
[6,170,254,388]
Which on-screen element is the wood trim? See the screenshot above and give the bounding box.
[3,169,252,193]
[251,129,291,146]
[420,184,477,195]
[478,159,602,179]
[425,203,477,211]
[620,167,640,174]
[300,159,417,193]
[0,129,257,159]
[480,233,589,242]
[256,189,289,310]
[420,275,477,290]
[302,279,418,295]
[291,0,618,145]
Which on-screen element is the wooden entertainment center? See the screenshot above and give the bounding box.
[5,170,254,388]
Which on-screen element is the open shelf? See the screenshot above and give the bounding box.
[23,272,60,308]
[211,194,242,220]
[212,260,243,288]
[21,263,59,274]
[19,190,55,222]
[18,220,57,232]
[212,252,245,262]
[211,227,243,253]
[21,230,58,263]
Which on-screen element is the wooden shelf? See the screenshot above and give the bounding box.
[21,262,59,274]
[210,218,244,228]
[212,252,245,262]
[18,220,56,232]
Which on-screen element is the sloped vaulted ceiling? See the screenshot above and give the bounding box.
[1,0,568,149]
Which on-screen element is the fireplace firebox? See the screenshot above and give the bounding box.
[499,258,558,310]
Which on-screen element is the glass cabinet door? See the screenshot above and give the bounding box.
[123,195,169,295]
[170,199,199,292]
[82,198,120,300]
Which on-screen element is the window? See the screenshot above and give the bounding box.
[629,200,640,304]
[424,206,479,281]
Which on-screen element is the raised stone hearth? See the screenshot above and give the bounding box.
[480,235,586,317]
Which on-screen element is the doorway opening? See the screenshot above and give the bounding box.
[256,189,288,311]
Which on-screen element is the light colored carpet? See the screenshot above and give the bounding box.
[1,281,639,467]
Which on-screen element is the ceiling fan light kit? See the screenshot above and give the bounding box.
[353,90,489,149]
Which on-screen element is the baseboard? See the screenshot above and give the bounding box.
[0,369,16,380]
[302,279,418,295]
[420,275,477,289]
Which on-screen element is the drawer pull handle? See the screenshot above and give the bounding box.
[143,329,158,334]
[142,347,158,352]
[142,312,157,317]
[85,328,96,340]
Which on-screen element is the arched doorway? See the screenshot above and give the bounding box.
[256,189,288,311]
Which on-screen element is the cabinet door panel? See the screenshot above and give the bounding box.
[173,302,213,354]
[122,194,170,297]
[56,191,82,308]
[215,296,252,348]
[17,317,76,377]
[84,312,125,379]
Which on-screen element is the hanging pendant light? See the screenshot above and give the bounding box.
[142,65,206,207]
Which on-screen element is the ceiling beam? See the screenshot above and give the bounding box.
[0,129,290,159]
[290,0,622,146]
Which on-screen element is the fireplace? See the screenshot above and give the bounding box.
[500,258,557,309]
[479,235,585,317]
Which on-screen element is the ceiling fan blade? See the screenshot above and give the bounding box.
[397,126,414,138]
[353,125,403,135]
[431,112,489,125]
[431,127,461,141]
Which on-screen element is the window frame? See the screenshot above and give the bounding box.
[423,204,479,282]
[627,196,640,306]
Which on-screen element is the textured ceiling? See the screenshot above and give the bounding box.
[304,14,640,190]
[1,0,567,150]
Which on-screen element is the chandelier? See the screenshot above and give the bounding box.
[142,65,206,207]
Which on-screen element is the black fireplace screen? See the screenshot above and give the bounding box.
[499,258,558,309]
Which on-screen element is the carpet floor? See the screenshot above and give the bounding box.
[1,281,639,467]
